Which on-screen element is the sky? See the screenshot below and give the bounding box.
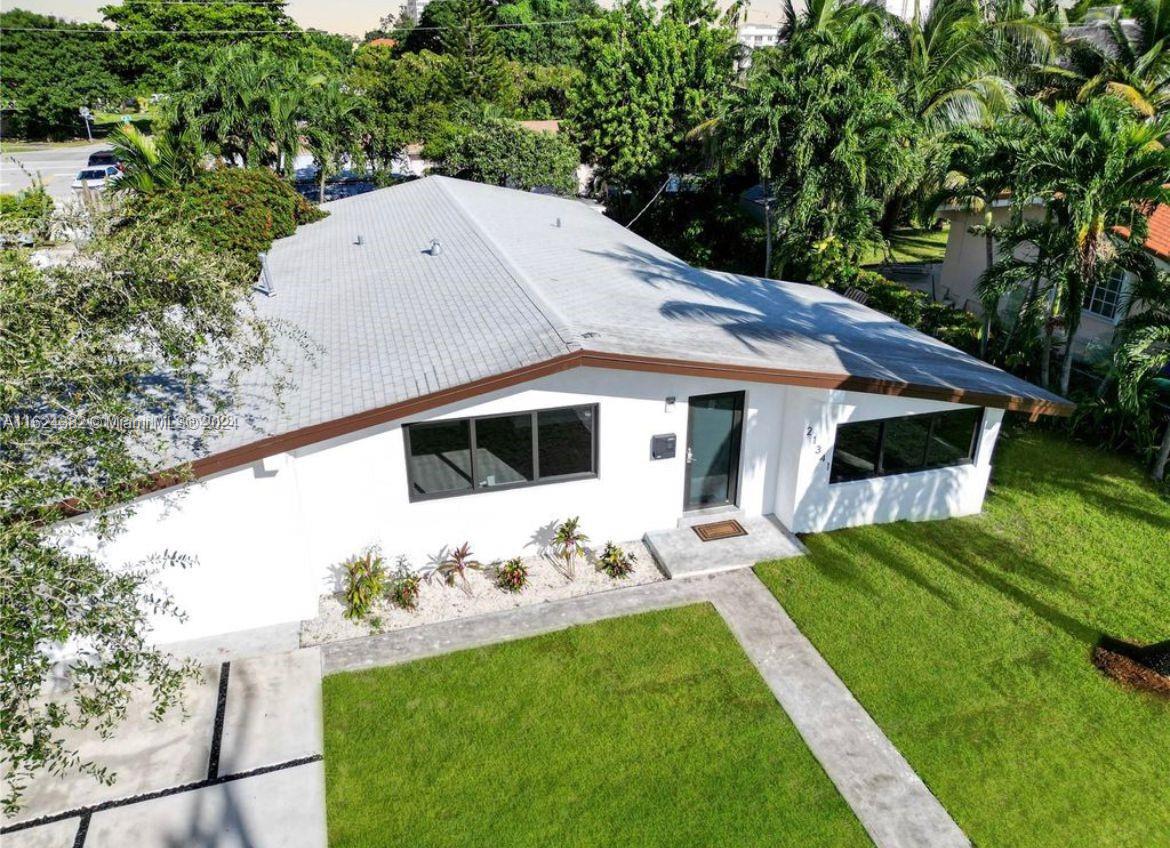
[11,0,789,38]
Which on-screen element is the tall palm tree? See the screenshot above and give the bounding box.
[721,2,921,277]
[893,0,1015,135]
[1055,0,1170,116]
[303,82,363,203]
[170,45,306,171]
[1014,98,1170,394]
[939,122,1016,357]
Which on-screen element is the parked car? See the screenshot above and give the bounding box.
[86,150,122,169]
[72,166,122,193]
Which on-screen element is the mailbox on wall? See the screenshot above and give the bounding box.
[651,433,677,460]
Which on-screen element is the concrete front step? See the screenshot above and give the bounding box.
[675,505,745,529]
[644,514,806,579]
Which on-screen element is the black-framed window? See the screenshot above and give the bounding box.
[829,408,983,484]
[405,404,597,500]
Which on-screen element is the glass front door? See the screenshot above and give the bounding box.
[684,391,744,510]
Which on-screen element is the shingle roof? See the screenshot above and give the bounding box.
[195,176,1070,470]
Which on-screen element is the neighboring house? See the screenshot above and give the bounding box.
[737,22,781,50]
[736,23,781,69]
[938,200,1168,358]
[69,177,1069,644]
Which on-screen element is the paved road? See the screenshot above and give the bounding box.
[1,144,109,204]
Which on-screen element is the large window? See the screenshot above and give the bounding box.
[829,408,983,484]
[405,404,597,500]
[1083,268,1126,321]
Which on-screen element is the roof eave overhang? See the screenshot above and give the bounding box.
[188,350,1073,481]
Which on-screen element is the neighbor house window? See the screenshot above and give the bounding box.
[1083,268,1126,321]
[405,404,597,500]
[829,408,983,484]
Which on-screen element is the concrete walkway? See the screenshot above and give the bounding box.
[2,649,326,848]
[324,570,970,848]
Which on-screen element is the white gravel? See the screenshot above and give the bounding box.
[300,540,663,646]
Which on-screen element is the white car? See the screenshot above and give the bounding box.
[72,165,122,194]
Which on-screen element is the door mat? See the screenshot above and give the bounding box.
[692,519,748,542]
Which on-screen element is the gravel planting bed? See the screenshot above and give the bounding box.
[301,540,662,646]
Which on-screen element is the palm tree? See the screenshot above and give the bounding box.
[1013,98,1170,395]
[939,122,1016,357]
[107,124,205,195]
[1054,0,1170,116]
[303,82,363,203]
[170,45,305,171]
[893,0,1016,135]
[718,0,920,277]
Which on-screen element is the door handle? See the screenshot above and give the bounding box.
[685,447,694,464]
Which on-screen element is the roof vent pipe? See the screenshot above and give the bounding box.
[257,252,276,297]
[355,234,364,246]
[429,239,442,256]
[556,217,562,228]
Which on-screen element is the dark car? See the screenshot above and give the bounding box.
[87,150,122,169]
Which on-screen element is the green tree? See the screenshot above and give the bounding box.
[304,82,363,202]
[1113,266,1170,480]
[439,0,512,103]
[0,10,123,140]
[720,2,921,278]
[107,123,206,195]
[99,0,296,93]
[567,0,735,190]
[939,122,1017,356]
[0,208,281,813]
[348,46,453,160]
[495,0,599,66]
[168,44,307,173]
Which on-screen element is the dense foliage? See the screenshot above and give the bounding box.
[567,0,735,189]
[136,167,326,269]
[431,117,579,193]
[0,10,123,140]
[0,207,281,812]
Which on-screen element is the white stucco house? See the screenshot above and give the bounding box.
[68,176,1071,645]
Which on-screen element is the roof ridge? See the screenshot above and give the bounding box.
[430,177,581,352]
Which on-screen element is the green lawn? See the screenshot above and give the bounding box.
[323,604,870,848]
[757,430,1170,848]
[861,226,950,266]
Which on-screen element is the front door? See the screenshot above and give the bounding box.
[684,391,744,510]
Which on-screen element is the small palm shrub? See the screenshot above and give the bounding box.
[342,548,386,621]
[495,557,528,592]
[552,516,589,580]
[599,542,637,578]
[429,542,481,595]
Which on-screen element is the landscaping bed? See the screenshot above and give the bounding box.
[322,604,869,848]
[301,540,662,646]
[756,430,1170,848]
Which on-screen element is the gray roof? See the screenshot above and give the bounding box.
[199,176,1068,464]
